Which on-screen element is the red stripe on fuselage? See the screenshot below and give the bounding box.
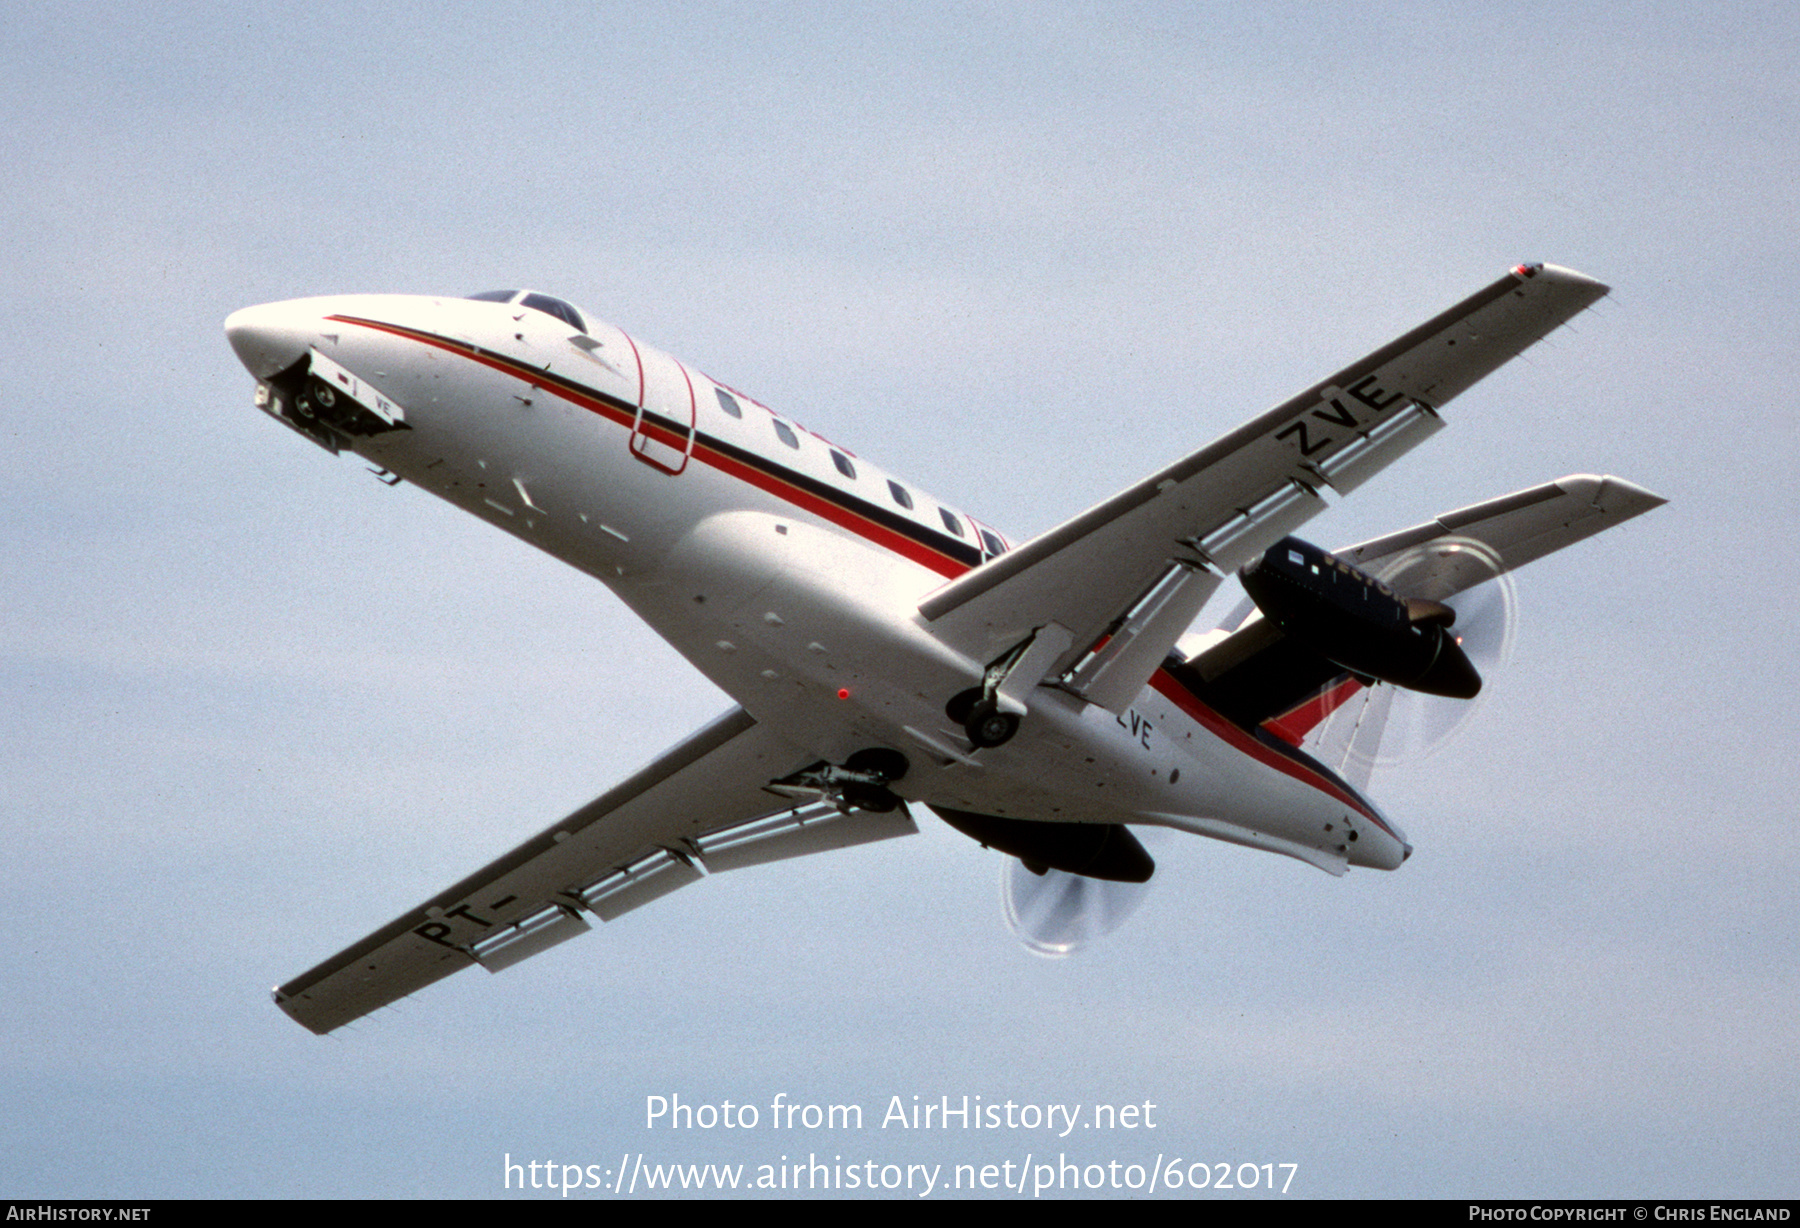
[331,312,1386,827]
[329,314,970,578]
[692,442,967,575]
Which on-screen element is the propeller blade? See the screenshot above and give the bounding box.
[1001,858,1151,957]
[1310,536,1518,776]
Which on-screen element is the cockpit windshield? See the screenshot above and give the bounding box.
[465,289,589,334]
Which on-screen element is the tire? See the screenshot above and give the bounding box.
[965,703,1019,748]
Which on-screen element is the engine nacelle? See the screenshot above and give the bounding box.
[930,807,1154,882]
[1240,536,1481,698]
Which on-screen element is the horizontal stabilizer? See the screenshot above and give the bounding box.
[1337,474,1666,600]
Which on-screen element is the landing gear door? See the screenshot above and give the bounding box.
[254,348,410,454]
[629,346,696,476]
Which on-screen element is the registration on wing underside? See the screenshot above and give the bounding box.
[272,709,916,1034]
[915,263,1607,712]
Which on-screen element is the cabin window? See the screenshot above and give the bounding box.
[887,480,913,510]
[772,419,800,449]
[715,388,743,419]
[831,450,856,479]
[939,508,965,537]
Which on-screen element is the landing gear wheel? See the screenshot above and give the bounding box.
[944,687,982,725]
[965,703,1019,749]
[842,783,899,813]
[844,747,909,784]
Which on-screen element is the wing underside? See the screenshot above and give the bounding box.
[274,708,916,1034]
[918,264,1611,713]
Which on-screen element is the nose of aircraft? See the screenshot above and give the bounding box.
[224,300,319,379]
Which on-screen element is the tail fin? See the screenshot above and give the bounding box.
[1304,681,1391,791]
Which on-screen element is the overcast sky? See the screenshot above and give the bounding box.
[4,0,1795,1200]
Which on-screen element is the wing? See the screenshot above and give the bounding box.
[274,707,916,1034]
[1181,473,1666,735]
[919,264,1609,713]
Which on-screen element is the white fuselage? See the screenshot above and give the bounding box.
[225,292,1408,876]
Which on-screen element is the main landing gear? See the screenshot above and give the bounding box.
[943,631,1053,750]
[944,688,1020,748]
[765,747,910,814]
